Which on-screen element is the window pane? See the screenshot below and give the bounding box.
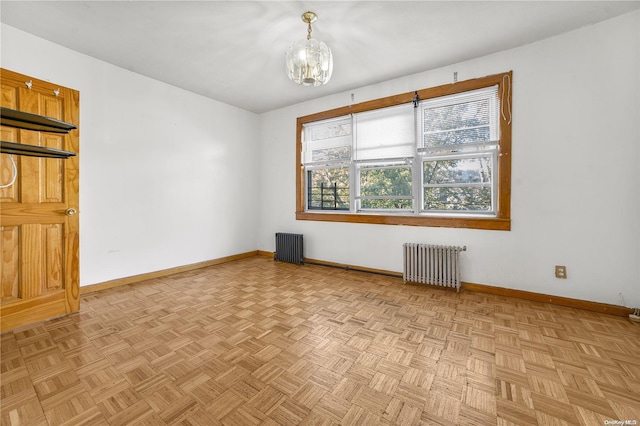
[423,157,492,185]
[311,145,351,163]
[308,120,351,141]
[359,166,412,210]
[423,187,492,211]
[307,168,350,210]
[420,85,499,150]
[360,167,412,196]
[303,117,351,164]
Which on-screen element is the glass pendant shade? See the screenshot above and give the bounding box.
[286,39,333,86]
[285,12,333,86]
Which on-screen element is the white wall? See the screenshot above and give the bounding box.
[258,11,640,307]
[1,24,260,286]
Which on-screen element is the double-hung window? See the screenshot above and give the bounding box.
[304,116,352,210]
[296,72,512,230]
[419,86,499,214]
[354,104,415,212]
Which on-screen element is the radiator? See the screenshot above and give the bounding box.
[403,243,466,291]
[275,233,304,265]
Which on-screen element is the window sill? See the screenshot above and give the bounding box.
[296,211,510,230]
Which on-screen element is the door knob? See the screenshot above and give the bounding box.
[65,208,77,216]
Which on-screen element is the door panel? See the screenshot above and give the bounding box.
[21,224,43,299]
[0,68,80,331]
[1,226,19,301]
[44,223,64,291]
[1,124,19,203]
[43,135,65,202]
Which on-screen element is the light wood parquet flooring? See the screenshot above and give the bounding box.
[1,256,639,425]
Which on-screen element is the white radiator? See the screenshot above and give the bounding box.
[403,243,466,291]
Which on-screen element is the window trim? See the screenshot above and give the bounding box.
[295,71,512,231]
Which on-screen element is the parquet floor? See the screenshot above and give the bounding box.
[1,256,639,425]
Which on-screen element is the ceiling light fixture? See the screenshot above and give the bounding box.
[285,11,333,86]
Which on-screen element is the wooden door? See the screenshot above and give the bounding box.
[1,69,80,332]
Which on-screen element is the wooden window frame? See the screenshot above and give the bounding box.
[295,71,512,231]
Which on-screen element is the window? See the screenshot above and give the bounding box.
[304,116,351,210]
[355,104,415,213]
[419,86,499,214]
[296,72,512,230]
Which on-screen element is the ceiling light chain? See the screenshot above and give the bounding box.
[306,20,312,40]
[301,11,317,40]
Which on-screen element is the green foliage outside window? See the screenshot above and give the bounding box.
[360,167,412,210]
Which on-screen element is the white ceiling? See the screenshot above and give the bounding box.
[2,1,638,113]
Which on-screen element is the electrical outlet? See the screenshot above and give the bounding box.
[555,265,567,279]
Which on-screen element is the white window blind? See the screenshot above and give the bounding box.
[419,85,499,152]
[354,103,415,162]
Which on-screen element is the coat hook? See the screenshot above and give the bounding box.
[25,80,33,89]
[53,88,60,96]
